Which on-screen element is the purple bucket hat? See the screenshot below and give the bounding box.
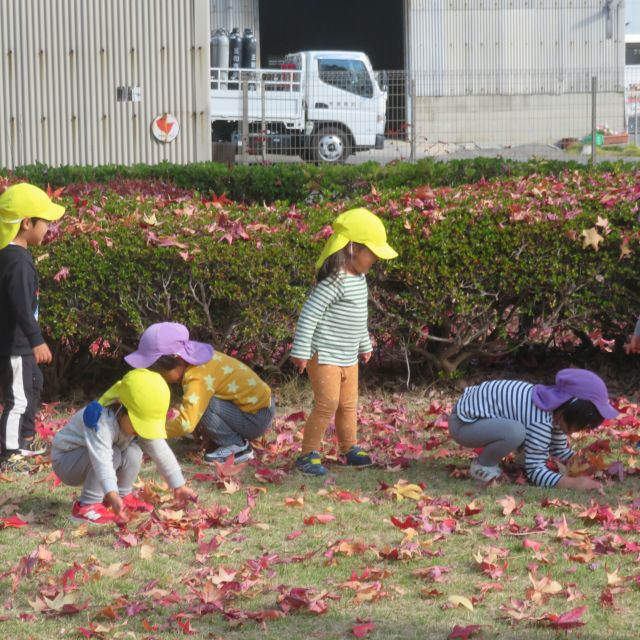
[125,322,213,369]
[531,368,618,420]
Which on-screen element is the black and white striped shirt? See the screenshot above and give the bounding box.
[456,379,573,487]
[291,272,371,366]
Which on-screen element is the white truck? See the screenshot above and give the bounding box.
[210,50,387,163]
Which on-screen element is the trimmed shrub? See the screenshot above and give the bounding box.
[3,157,638,203]
[27,166,640,395]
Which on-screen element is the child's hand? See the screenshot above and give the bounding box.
[32,343,53,364]
[557,475,602,491]
[174,485,198,505]
[359,352,372,364]
[629,335,640,354]
[290,356,308,374]
[103,491,125,516]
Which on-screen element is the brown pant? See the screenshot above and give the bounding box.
[301,355,359,455]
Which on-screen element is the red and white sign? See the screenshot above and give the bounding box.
[151,113,179,143]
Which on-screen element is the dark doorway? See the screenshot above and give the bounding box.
[258,0,404,70]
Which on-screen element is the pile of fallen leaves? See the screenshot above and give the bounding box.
[0,391,639,638]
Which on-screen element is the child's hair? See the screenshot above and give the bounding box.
[317,241,366,283]
[19,216,44,230]
[148,354,184,372]
[556,398,604,431]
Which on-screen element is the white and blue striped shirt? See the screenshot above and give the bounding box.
[291,272,371,366]
[456,379,573,487]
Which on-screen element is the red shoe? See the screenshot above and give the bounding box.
[122,492,154,513]
[71,501,117,525]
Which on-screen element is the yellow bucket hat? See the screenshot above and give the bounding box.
[99,369,169,440]
[0,183,66,250]
[315,208,398,270]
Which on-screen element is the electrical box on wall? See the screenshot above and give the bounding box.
[116,86,142,102]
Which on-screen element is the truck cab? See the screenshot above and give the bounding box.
[210,49,386,163]
[287,51,386,162]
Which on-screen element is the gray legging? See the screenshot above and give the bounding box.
[448,408,525,466]
[199,396,276,447]
[51,443,142,504]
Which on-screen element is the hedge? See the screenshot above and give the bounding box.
[16,165,639,396]
[3,157,638,204]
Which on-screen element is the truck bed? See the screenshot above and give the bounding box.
[210,68,304,129]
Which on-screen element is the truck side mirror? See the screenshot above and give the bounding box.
[377,70,388,92]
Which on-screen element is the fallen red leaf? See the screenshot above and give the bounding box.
[1,516,28,528]
[352,621,376,638]
[448,624,483,639]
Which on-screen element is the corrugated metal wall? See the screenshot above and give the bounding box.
[210,0,258,33]
[0,0,211,169]
[407,0,625,96]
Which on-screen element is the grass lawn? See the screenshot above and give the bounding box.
[0,383,639,640]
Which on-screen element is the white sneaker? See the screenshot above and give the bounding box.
[203,441,254,464]
[469,460,503,482]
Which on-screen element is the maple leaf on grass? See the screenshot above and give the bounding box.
[211,454,249,480]
[448,624,484,640]
[352,620,376,638]
[541,605,587,630]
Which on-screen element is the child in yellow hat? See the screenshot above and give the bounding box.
[52,369,197,525]
[0,183,65,469]
[290,208,398,475]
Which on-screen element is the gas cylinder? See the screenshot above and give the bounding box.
[241,28,257,69]
[210,28,229,69]
[228,27,241,88]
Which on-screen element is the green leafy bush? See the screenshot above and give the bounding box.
[27,166,640,395]
[4,157,637,203]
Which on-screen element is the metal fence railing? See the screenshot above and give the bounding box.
[209,68,629,165]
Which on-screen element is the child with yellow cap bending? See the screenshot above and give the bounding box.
[0,183,65,470]
[290,208,398,475]
[52,369,197,525]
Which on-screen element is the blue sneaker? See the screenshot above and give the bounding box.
[343,445,372,467]
[295,451,328,476]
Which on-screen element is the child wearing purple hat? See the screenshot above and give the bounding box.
[125,323,275,464]
[447,369,618,489]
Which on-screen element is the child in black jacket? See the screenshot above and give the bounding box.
[0,183,65,468]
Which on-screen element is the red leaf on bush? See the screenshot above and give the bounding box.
[53,267,70,282]
[46,184,64,199]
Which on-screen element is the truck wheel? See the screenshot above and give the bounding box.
[312,128,350,163]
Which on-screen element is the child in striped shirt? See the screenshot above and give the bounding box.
[290,208,398,476]
[448,369,618,489]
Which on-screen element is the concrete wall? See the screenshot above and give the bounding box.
[415,92,624,146]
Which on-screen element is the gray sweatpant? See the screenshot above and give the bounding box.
[51,443,142,505]
[199,397,276,447]
[448,408,525,466]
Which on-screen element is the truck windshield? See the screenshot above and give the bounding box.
[318,58,373,98]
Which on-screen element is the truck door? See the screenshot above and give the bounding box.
[309,56,378,149]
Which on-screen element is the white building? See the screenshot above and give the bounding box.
[0,0,627,168]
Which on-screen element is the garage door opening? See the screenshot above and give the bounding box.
[258,0,406,139]
[258,0,404,70]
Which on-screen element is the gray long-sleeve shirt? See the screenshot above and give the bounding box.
[52,406,185,495]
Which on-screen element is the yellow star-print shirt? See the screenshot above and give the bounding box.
[166,351,272,438]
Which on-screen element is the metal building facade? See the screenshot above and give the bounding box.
[406,0,626,145]
[407,0,625,96]
[0,0,211,169]
[209,0,258,35]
